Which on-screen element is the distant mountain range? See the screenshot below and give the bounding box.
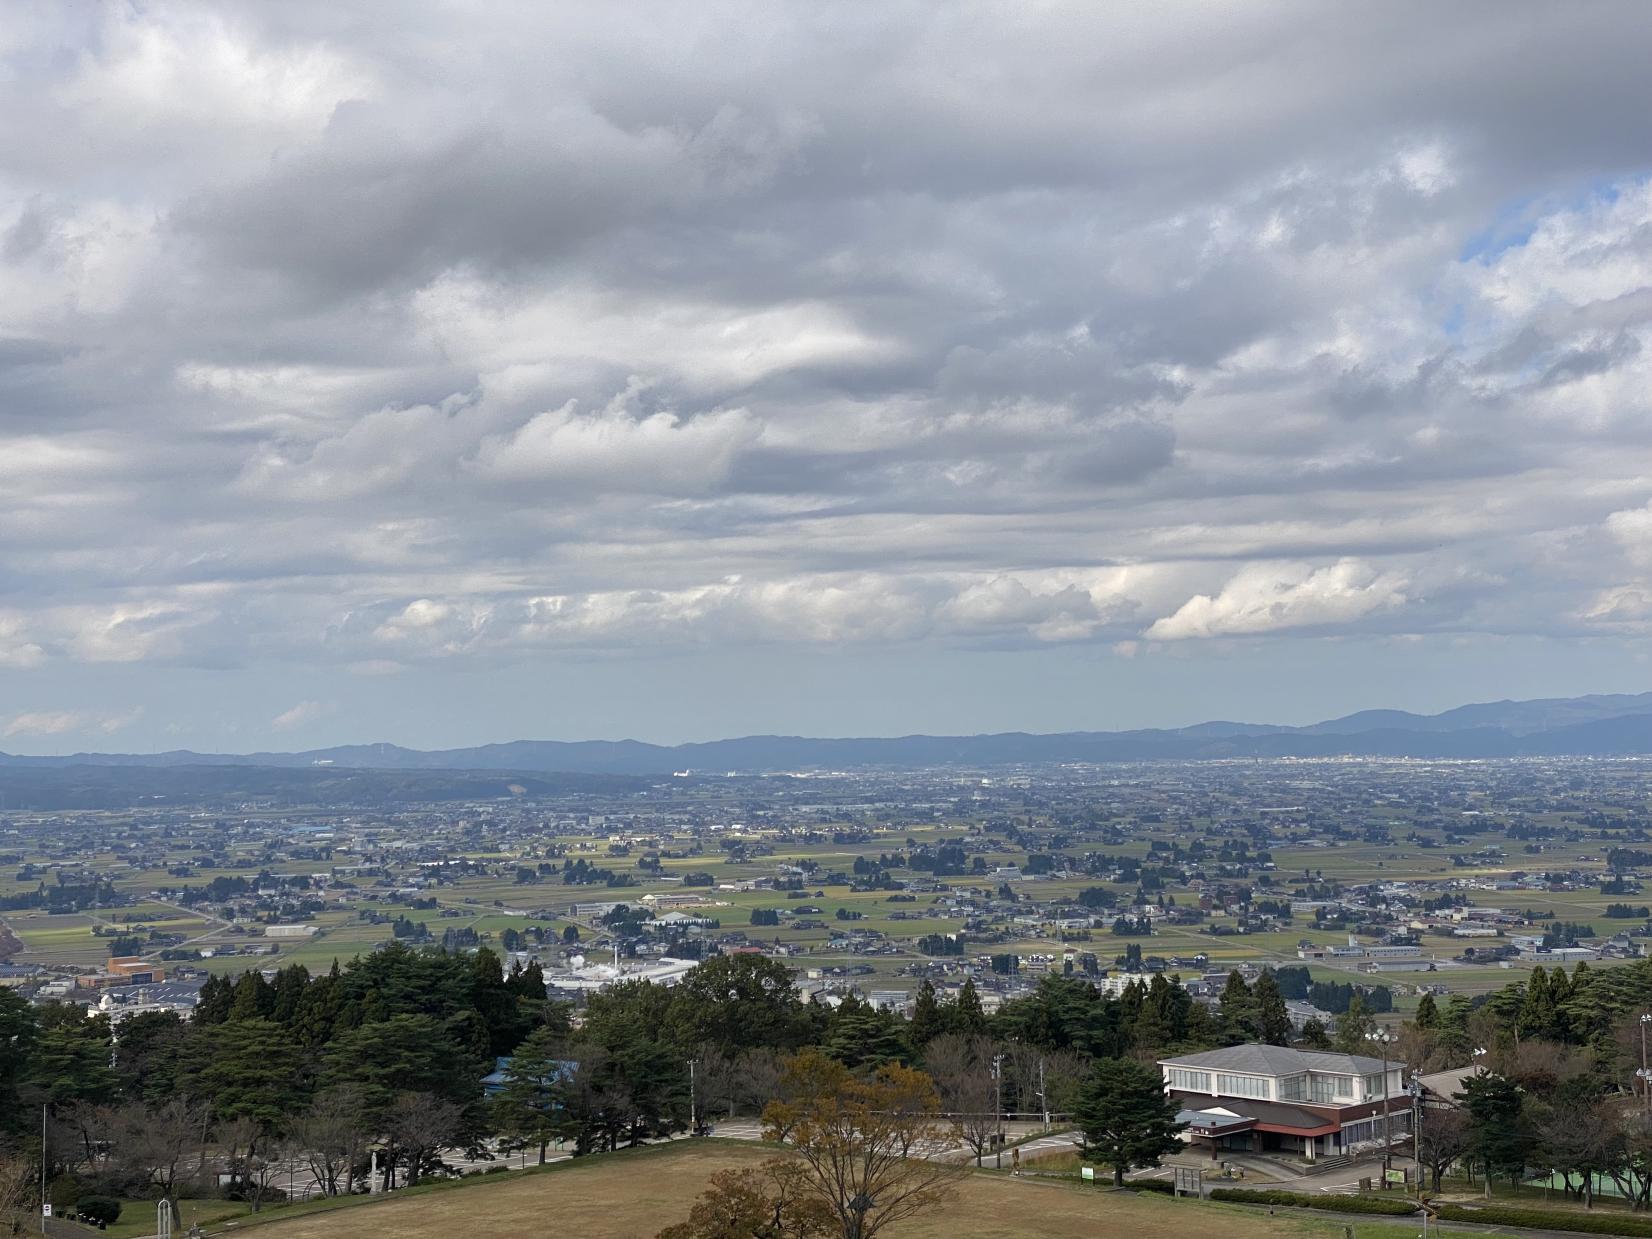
[6,690,1652,776]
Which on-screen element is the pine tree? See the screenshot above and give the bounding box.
[1333,994,1374,1053]
[228,970,275,1021]
[271,964,310,1025]
[1414,992,1439,1030]
[910,979,945,1048]
[1460,1071,1531,1189]
[1517,966,1554,1041]
[1074,1059,1187,1186]
[1253,971,1291,1046]
[194,974,233,1025]
[954,978,986,1036]
[492,1026,569,1163]
[1218,971,1257,1043]
[1184,999,1221,1049]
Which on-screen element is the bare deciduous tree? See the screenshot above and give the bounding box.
[0,1153,34,1239]
[113,1098,209,1207]
[734,1048,785,1117]
[692,1045,739,1120]
[214,1114,263,1205]
[1415,1104,1472,1193]
[383,1092,461,1187]
[291,1085,369,1197]
[923,1033,999,1165]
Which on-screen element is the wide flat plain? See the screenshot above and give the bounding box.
[243,1142,1361,1239]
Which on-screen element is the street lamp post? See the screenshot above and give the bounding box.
[1640,1015,1652,1115]
[1367,1030,1396,1175]
[992,1054,1005,1169]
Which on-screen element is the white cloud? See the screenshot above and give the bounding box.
[1147,560,1412,640]
[271,700,334,730]
[470,402,762,494]
[1,708,142,738]
[0,3,1649,736]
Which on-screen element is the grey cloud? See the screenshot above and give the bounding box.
[0,1,1650,744]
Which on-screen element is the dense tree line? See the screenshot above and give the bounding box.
[14,939,1652,1221]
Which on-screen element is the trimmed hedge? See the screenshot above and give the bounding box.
[1437,1202,1652,1236]
[76,1198,122,1227]
[1208,1187,1419,1217]
[1124,1177,1176,1194]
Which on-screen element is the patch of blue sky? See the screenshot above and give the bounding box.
[1458,175,1638,265]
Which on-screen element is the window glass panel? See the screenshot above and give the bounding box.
[1216,1073,1269,1099]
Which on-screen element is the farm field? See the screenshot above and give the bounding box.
[241,1142,1350,1239]
[7,756,1651,1026]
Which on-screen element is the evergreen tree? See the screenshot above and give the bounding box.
[228,970,275,1021]
[0,989,38,1133]
[1073,1059,1187,1186]
[1253,971,1291,1046]
[822,994,908,1069]
[320,1013,480,1127]
[291,961,345,1049]
[469,946,533,1056]
[1333,993,1375,1053]
[194,974,233,1025]
[1518,966,1554,1041]
[1459,1072,1532,1188]
[271,963,310,1025]
[1131,975,1173,1053]
[1414,992,1439,1030]
[112,1009,188,1106]
[491,1026,570,1163]
[1184,999,1221,1049]
[1218,971,1257,1043]
[184,1017,306,1124]
[26,1003,116,1106]
[954,978,986,1036]
[1437,993,1474,1064]
[1298,1016,1331,1049]
[910,979,946,1048]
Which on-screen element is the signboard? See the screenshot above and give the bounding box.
[1081,1166,1095,1182]
[1384,1168,1407,1185]
[41,1204,51,1218]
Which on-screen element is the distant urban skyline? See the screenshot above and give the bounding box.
[3,4,1651,752]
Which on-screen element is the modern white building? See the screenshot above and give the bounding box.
[1160,1044,1410,1161]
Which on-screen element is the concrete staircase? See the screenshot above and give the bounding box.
[1298,1154,1355,1176]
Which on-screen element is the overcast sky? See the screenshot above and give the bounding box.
[3,2,1652,751]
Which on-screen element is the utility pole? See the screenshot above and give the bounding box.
[992,1054,1005,1169]
[1412,1076,1424,1189]
[687,1058,699,1134]
[1039,1057,1049,1129]
[40,1104,47,1237]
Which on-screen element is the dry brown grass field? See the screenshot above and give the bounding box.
[241,1142,1346,1239]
